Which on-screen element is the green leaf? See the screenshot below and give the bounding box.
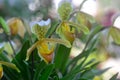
[62,61,99,80]
[0,51,20,80]
[54,44,71,73]
[0,61,20,72]
[39,64,54,80]
[81,67,110,79]
[67,36,98,70]
[0,52,10,62]
[62,35,99,80]
[58,1,72,20]
[33,61,47,80]
[68,22,89,34]
[82,59,96,68]
[110,73,119,80]
[0,49,21,80]
[12,40,32,80]
[46,21,59,38]
[0,47,4,53]
[2,66,20,80]
[0,17,10,35]
[109,27,120,45]
[0,52,20,80]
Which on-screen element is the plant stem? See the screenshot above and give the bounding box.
[7,36,16,55]
[31,52,34,80]
[79,0,88,10]
[4,32,16,56]
[69,10,79,20]
[69,0,88,20]
[46,21,60,38]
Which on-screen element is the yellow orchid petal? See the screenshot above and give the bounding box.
[37,43,54,64]
[61,22,71,32]
[25,41,43,61]
[26,38,71,62]
[0,65,3,79]
[68,21,89,34]
[0,61,20,72]
[44,38,71,48]
[63,31,75,43]
[56,22,75,43]
[39,38,72,63]
[37,42,54,54]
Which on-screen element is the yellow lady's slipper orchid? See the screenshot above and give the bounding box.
[56,20,89,44]
[56,1,89,44]
[26,19,71,63]
[7,18,26,38]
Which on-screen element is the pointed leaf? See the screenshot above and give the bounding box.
[0,47,4,53]
[54,44,71,73]
[0,17,10,35]
[33,61,46,80]
[81,67,110,79]
[12,40,32,80]
[110,72,119,80]
[0,61,20,72]
[0,50,20,80]
[39,64,54,80]
[46,21,59,37]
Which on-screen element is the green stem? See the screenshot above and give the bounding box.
[31,52,34,80]
[69,10,79,20]
[46,21,60,38]
[8,36,16,55]
[68,0,88,20]
[79,0,88,10]
[4,32,16,56]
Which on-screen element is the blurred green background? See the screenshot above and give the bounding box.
[0,0,120,80]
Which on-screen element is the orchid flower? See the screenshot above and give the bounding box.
[56,21,75,43]
[56,1,89,43]
[26,19,71,63]
[7,18,26,38]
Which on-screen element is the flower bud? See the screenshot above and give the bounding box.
[7,18,25,38]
